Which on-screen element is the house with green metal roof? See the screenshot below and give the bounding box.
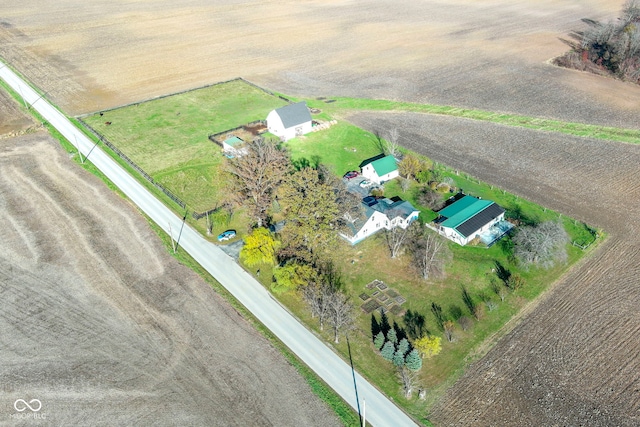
[432,195,507,245]
[360,154,399,183]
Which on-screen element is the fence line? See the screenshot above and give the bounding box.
[77,77,290,119]
[77,119,187,210]
[209,119,267,146]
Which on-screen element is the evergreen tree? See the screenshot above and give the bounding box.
[387,327,398,345]
[397,338,410,357]
[405,349,423,371]
[371,313,381,341]
[380,341,395,361]
[393,349,406,367]
[379,307,390,335]
[374,331,386,350]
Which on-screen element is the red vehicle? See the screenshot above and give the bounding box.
[343,171,359,180]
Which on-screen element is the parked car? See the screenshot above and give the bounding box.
[343,171,359,180]
[217,230,236,241]
[359,179,371,188]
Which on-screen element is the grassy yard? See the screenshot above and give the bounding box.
[284,121,383,175]
[83,79,288,212]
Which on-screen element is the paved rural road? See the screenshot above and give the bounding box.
[0,61,417,427]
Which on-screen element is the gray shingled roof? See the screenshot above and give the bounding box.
[274,101,312,129]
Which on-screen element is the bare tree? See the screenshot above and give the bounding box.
[512,221,569,269]
[302,280,332,331]
[411,230,451,280]
[418,186,444,211]
[398,366,419,398]
[302,262,342,332]
[443,320,455,342]
[385,128,400,157]
[327,291,355,344]
[385,221,420,259]
[226,137,290,227]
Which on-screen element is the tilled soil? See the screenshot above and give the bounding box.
[1,1,639,129]
[0,132,340,426]
[0,89,33,136]
[347,111,640,426]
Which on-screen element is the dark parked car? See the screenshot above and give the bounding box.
[343,171,360,180]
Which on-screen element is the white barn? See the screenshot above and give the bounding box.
[266,101,313,141]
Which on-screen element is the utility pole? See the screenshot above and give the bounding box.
[168,222,176,253]
[362,399,366,427]
[74,135,84,163]
[18,84,28,110]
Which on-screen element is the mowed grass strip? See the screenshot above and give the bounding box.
[309,97,640,144]
[83,80,288,211]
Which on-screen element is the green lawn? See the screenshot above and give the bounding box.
[83,79,288,212]
[284,121,383,175]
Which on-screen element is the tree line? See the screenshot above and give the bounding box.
[555,0,640,84]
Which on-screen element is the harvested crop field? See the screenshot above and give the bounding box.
[0,88,34,136]
[347,111,640,426]
[0,132,340,426]
[1,1,639,129]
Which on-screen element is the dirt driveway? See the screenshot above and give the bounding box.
[0,131,340,426]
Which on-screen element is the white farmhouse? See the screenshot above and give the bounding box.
[360,154,399,184]
[266,101,313,141]
[341,196,420,245]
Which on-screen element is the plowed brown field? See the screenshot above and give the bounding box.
[0,131,340,426]
[1,1,638,129]
[0,89,34,135]
[347,111,640,426]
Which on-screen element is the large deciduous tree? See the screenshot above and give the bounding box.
[239,227,279,267]
[512,221,569,269]
[226,137,290,228]
[278,167,341,261]
[272,261,317,294]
